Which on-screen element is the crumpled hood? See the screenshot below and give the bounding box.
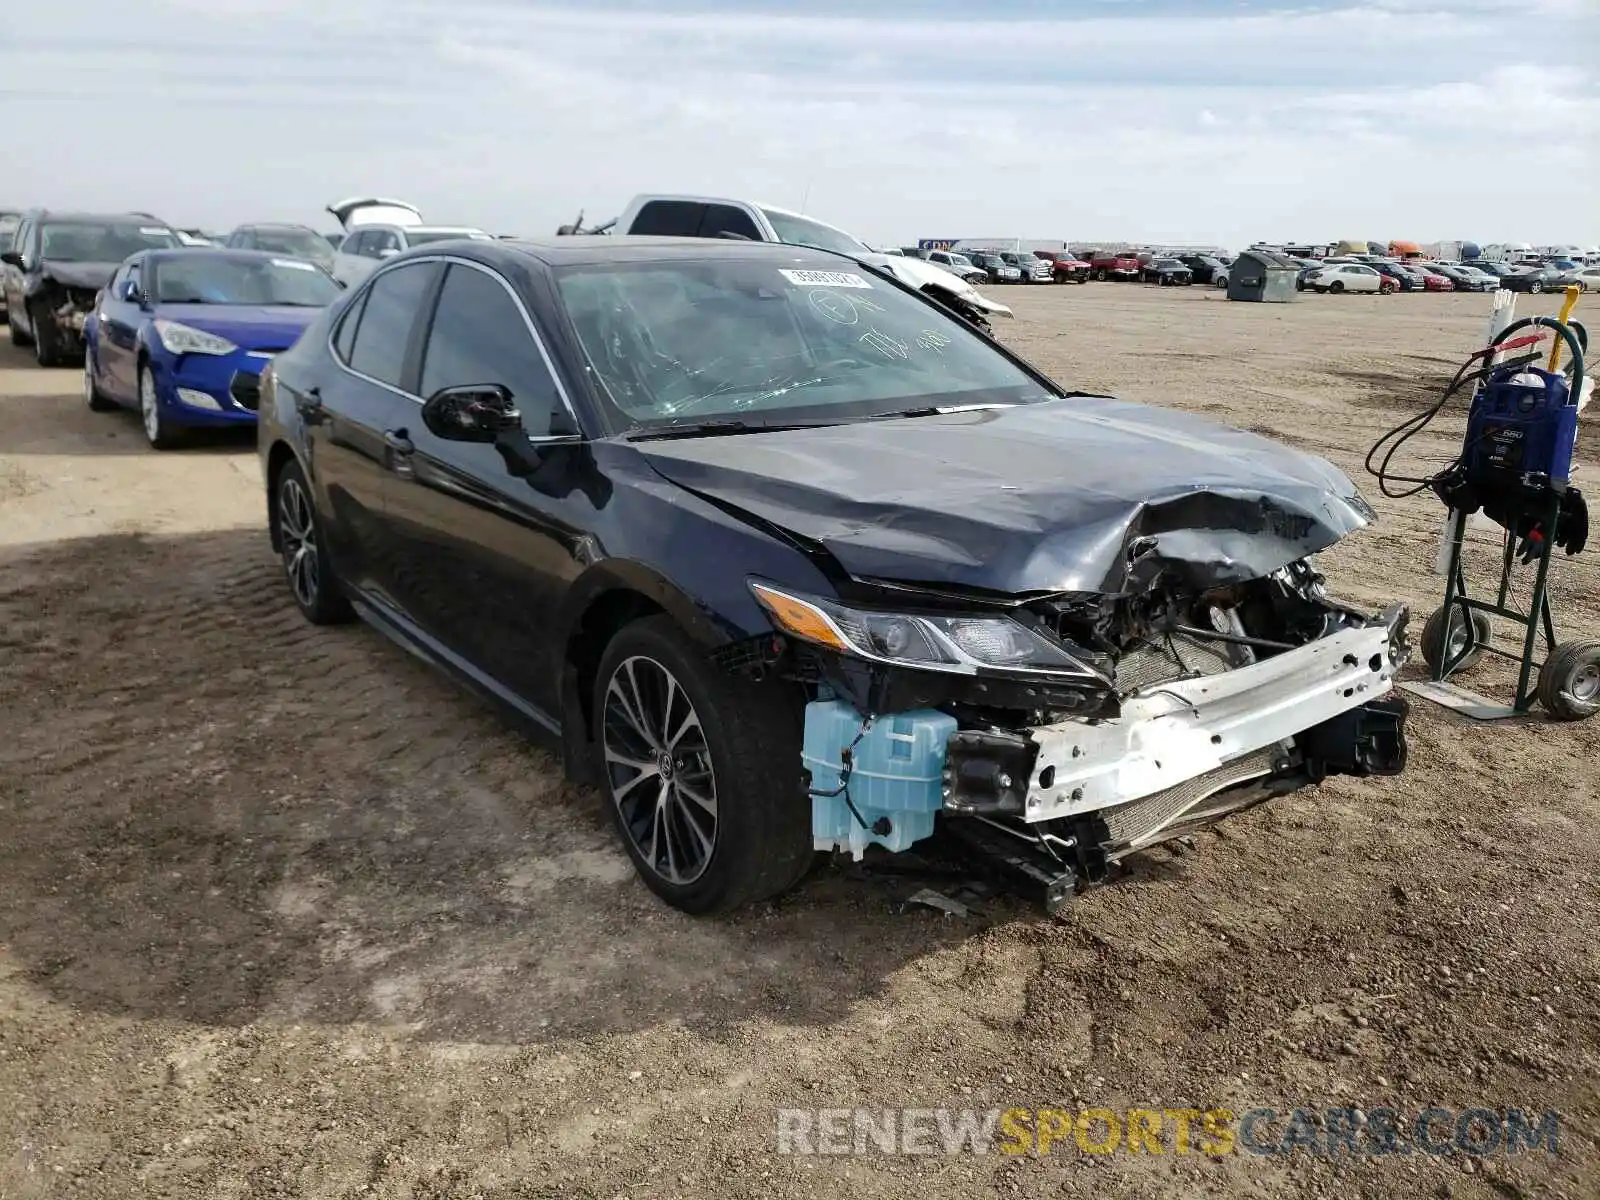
[42,261,121,290]
[636,397,1375,595]
[864,254,1014,318]
[152,304,320,351]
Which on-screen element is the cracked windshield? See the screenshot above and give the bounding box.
[557,259,1051,426]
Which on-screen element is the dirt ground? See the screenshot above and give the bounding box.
[0,285,1595,1200]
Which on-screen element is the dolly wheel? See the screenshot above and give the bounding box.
[1538,641,1600,721]
[1420,605,1491,674]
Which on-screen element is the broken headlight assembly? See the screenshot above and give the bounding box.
[749,581,1105,680]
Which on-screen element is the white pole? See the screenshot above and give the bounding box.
[1484,288,1516,364]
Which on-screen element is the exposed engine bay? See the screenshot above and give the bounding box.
[41,281,97,340]
[727,559,1410,911]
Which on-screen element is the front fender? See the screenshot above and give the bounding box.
[559,559,741,653]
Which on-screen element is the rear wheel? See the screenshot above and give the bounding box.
[1538,642,1600,721]
[83,352,117,411]
[274,458,354,625]
[1329,281,1345,294]
[594,615,812,914]
[1529,279,1543,294]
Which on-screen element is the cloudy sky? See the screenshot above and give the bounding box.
[3,0,1595,247]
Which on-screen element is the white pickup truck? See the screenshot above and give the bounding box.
[570,194,1014,333]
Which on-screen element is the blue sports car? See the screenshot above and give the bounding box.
[83,248,341,448]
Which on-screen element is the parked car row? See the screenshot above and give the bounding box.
[1293,252,1596,295]
[0,198,501,447]
[901,246,1226,288]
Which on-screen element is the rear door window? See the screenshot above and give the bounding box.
[630,201,707,237]
[332,290,369,363]
[346,262,438,388]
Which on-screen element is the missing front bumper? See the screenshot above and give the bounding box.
[1010,610,1407,824]
[939,692,1408,913]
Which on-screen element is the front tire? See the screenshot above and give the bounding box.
[594,615,812,914]
[1529,280,1543,294]
[273,458,354,625]
[138,362,182,449]
[31,305,66,367]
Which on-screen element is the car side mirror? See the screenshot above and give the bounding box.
[421,384,524,443]
[118,279,143,303]
[0,251,21,269]
[377,247,399,260]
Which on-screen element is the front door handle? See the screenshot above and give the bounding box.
[384,428,414,455]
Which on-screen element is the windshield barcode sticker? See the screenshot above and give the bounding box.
[271,258,317,270]
[779,269,872,289]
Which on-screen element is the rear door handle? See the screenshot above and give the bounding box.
[384,428,414,455]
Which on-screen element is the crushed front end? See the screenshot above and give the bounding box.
[31,275,99,347]
[739,560,1411,911]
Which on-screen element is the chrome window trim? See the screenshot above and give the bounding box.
[327,253,584,434]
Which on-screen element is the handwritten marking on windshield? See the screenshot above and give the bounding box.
[858,328,910,360]
[809,290,859,326]
[916,329,952,352]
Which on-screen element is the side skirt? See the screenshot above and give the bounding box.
[347,589,565,751]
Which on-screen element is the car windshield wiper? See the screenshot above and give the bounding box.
[626,418,843,441]
[875,402,1019,419]
[872,393,1100,420]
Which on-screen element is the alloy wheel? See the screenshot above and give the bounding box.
[601,655,718,886]
[277,475,321,610]
[140,368,161,443]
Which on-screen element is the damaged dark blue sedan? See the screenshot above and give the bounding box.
[256,236,1411,914]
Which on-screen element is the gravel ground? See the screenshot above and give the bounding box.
[0,285,1595,1199]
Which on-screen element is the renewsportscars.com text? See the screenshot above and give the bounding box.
[775,1106,1560,1158]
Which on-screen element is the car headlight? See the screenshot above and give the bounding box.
[749,581,1104,680]
[153,320,237,356]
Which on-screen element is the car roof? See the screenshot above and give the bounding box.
[445,235,867,269]
[141,248,322,265]
[235,222,320,233]
[29,210,174,225]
